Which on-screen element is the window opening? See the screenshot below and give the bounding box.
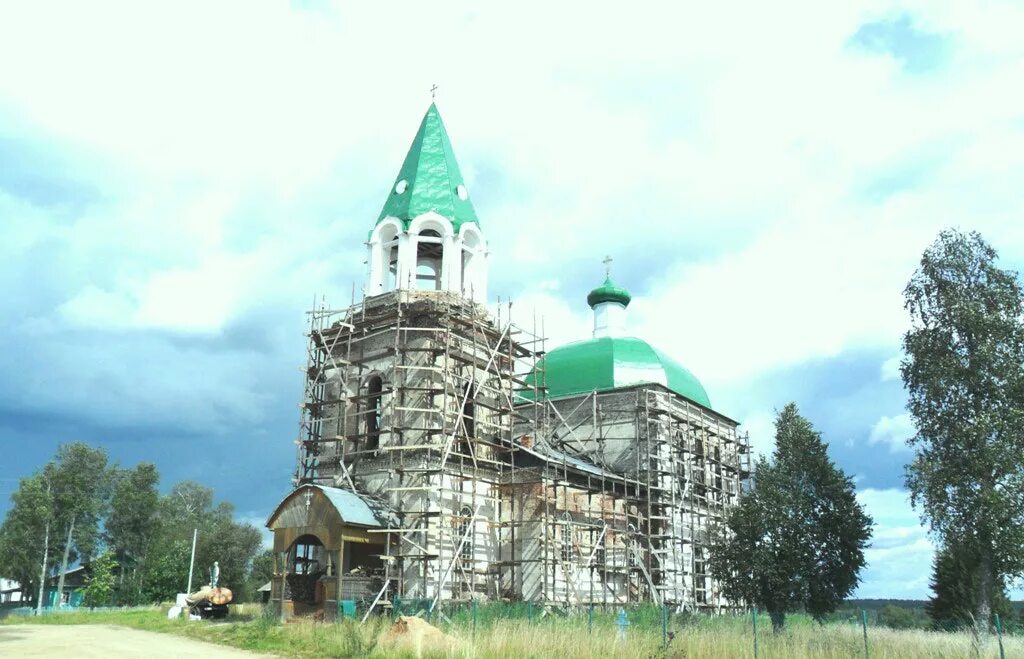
[460,382,475,454]
[457,506,473,561]
[365,376,383,450]
[386,243,399,290]
[561,512,574,563]
[415,230,443,290]
[291,535,323,575]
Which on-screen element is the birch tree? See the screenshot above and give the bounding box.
[902,229,1024,635]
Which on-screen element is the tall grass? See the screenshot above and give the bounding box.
[3,603,1022,658]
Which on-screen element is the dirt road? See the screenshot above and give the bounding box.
[0,624,277,658]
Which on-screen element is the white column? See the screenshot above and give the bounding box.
[396,232,413,290]
[444,235,461,293]
[367,240,383,295]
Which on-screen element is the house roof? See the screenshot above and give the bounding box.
[515,440,634,483]
[265,484,396,529]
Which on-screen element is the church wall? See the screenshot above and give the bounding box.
[499,479,635,605]
[512,385,749,611]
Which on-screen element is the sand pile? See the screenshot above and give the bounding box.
[379,615,459,654]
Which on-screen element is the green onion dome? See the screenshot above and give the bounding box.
[586,277,632,308]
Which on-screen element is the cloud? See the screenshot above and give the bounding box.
[869,413,916,453]
[849,13,952,73]
[880,355,902,382]
[856,488,934,599]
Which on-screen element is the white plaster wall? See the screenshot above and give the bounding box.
[592,302,626,338]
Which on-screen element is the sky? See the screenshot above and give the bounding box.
[1,0,1023,599]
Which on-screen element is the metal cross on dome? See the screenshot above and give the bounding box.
[602,255,613,278]
[430,84,439,100]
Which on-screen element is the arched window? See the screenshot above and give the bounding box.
[290,534,323,575]
[591,524,607,571]
[560,512,574,563]
[627,523,639,568]
[457,506,474,561]
[459,383,475,454]
[387,243,399,290]
[415,229,443,291]
[364,376,383,451]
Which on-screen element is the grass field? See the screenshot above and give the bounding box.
[3,603,1022,658]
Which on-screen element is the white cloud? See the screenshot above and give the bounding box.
[880,355,902,381]
[869,413,916,452]
[856,488,935,598]
[741,411,777,458]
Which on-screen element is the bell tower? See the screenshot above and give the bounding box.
[289,102,542,608]
[367,103,488,303]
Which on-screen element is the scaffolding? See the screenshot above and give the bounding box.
[503,386,751,610]
[294,288,546,605]
[291,288,750,612]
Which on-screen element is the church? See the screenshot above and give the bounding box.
[265,103,751,619]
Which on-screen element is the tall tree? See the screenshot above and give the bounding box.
[105,463,159,597]
[0,473,53,607]
[902,229,1024,634]
[248,548,275,601]
[46,443,113,604]
[708,404,872,631]
[926,540,1011,631]
[140,481,263,602]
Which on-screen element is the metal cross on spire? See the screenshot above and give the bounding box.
[602,255,613,278]
[430,84,439,100]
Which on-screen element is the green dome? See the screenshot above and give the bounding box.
[523,336,711,408]
[586,277,632,308]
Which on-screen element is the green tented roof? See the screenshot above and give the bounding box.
[522,336,712,408]
[587,277,632,308]
[376,103,479,232]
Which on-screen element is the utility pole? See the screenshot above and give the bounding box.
[185,528,198,594]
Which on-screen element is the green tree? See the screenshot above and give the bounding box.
[0,473,53,608]
[708,404,873,631]
[46,443,114,603]
[82,552,118,608]
[140,481,263,602]
[926,540,1012,631]
[901,230,1024,634]
[105,463,159,602]
[248,548,275,601]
